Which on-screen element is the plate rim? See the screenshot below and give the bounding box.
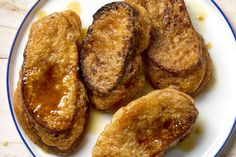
[6,0,236,157]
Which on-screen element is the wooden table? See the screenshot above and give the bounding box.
[0,0,235,156]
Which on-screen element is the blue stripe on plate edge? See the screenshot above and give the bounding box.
[6,0,40,157]
[211,1,236,156]
[6,0,236,157]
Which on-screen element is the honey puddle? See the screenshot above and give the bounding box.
[36,10,47,19]
[176,123,204,152]
[66,1,81,15]
[186,0,208,34]
[80,27,88,41]
[205,42,212,49]
[2,141,9,147]
[88,108,105,134]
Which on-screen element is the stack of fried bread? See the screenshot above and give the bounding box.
[80,2,151,112]
[126,0,212,96]
[14,11,88,154]
[14,0,213,156]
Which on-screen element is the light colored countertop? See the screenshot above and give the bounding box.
[0,0,235,156]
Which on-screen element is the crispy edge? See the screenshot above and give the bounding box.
[16,11,89,155]
[130,0,202,74]
[90,57,145,112]
[126,1,151,54]
[145,55,205,95]
[14,71,89,155]
[92,89,198,156]
[21,11,82,133]
[191,46,213,96]
[80,2,138,95]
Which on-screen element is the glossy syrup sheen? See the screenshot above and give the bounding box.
[81,27,88,40]
[23,65,67,119]
[22,4,85,132]
[205,42,212,49]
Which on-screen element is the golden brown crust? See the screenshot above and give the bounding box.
[126,1,151,54]
[90,56,145,112]
[80,2,150,96]
[191,46,213,96]
[15,80,88,155]
[126,0,202,74]
[80,2,137,95]
[22,10,83,132]
[14,11,89,154]
[92,89,198,157]
[145,48,204,95]
[127,0,213,96]
[145,39,212,96]
[80,2,150,111]
[90,58,145,112]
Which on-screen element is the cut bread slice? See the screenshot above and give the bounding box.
[126,0,212,95]
[92,89,198,157]
[14,11,88,154]
[80,2,150,95]
[126,0,202,74]
[145,45,212,96]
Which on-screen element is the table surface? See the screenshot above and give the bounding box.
[0,0,235,156]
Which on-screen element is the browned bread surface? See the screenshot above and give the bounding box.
[126,0,212,95]
[92,89,198,157]
[14,11,88,154]
[91,56,145,112]
[15,79,88,155]
[126,0,202,74]
[80,2,150,95]
[80,2,150,111]
[80,2,137,95]
[192,45,213,96]
[146,44,212,96]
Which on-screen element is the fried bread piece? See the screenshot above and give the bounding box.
[126,0,212,95]
[14,11,88,154]
[126,0,202,74]
[146,45,212,96]
[80,2,150,95]
[92,89,199,157]
[80,2,150,111]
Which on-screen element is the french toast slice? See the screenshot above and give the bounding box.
[92,89,198,157]
[80,2,150,95]
[126,0,212,95]
[145,34,212,96]
[146,45,211,96]
[80,2,150,111]
[14,11,88,154]
[126,0,202,74]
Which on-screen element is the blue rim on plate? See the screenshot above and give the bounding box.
[6,1,236,157]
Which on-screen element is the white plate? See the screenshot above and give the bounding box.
[6,0,236,157]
